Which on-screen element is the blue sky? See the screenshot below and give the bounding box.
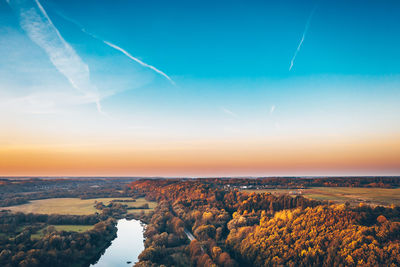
[44,0,400,77]
[0,0,399,176]
[4,0,400,78]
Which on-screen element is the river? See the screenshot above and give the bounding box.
[91,219,145,267]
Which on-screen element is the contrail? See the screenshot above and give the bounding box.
[103,41,175,85]
[52,10,100,40]
[7,0,104,114]
[54,10,175,85]
[289,3,318,71]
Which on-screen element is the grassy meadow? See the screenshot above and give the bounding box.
[31,225,94,240]
[244,187,400,206]
[125,197,157,214]
[1,197,156,215]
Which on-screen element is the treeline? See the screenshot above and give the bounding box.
[0,180,134,207]
[0,214,117,267]
[215,176,400,188]
[0,178,128,194]
[0,189,133,207]
[129,179,400,267]
[93,200,146,218]
[129,176,400,190]
[0,212,100,233]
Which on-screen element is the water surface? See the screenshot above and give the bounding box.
[92,219,145,267]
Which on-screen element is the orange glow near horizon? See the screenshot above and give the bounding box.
[1,133,399,177]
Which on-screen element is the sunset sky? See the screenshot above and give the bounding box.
[1,0,400,176]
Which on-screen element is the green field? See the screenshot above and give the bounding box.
[123,197,157,214]
[244,187,400,206]
[31,225,94,240]
[106,197,157,213]
[244,189,294,194]
[53,225,94,232]
[1,197,156,215]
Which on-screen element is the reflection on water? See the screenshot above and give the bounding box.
[92,219,145,267]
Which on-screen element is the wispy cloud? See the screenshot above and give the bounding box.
[289,3,319,71]
[220,107,238,118]
[53,10,175,85]
[7,0,104,113]
[270,105,276,115]
[1,91,100,114]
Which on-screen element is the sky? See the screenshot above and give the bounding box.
[0,0,399,177]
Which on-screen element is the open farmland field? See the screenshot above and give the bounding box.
[123,197,157,214]
[245,187,400,206]
[243,189,294,194]
[1,197,156,215]
[52,224,94,232]
[304,187,400,206]
[31,225,94,240]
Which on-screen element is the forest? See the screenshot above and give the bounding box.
[131,178,400,266]
[0,212,117,267]
[0,177,400,266]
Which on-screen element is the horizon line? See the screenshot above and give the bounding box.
[1,175,399,179]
